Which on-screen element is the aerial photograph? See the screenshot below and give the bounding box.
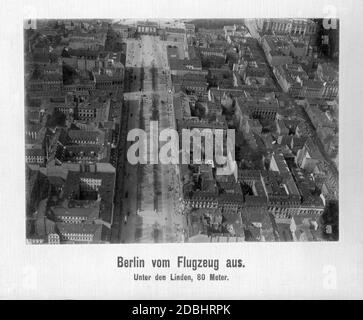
[24,18,339,244]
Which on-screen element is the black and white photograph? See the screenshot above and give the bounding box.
[1,0,362,301]
[24,17,339,244]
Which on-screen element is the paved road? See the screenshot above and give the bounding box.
[115,35,185,243]
[244,19,261,41]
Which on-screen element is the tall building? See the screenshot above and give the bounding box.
[259,19,317,37]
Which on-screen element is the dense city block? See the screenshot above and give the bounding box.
[24,18,339,244]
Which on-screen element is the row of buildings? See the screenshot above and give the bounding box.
[168,19,338,242]
[25,19,126,244]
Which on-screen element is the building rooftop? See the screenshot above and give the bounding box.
[52,201,100,219]
[62,170,115,224]
[56,222,102,237]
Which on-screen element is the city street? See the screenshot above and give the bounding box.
[114,35,185,243]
